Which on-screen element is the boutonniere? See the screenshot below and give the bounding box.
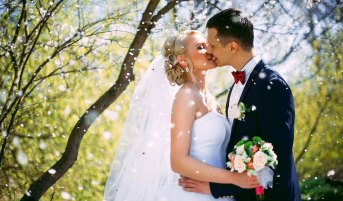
[228,102,256,121]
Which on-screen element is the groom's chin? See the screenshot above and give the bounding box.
[214,61,224,67]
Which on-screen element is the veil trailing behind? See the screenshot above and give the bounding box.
[104,55,180,201]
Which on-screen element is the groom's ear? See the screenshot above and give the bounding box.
[176,55,188,68]
[229,41,239,53]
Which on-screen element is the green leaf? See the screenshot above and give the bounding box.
[236,140,245,146]
[246,149,252,157]
[246,107,252,112]
[252,136,262,142]
[244,141,253,150]
[239,102,246,110]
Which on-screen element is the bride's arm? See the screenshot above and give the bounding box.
[170,88,257,187]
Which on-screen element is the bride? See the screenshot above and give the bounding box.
[104,30,259,201]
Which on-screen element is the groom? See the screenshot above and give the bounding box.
[179,8,301,201]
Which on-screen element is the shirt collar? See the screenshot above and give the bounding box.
[240,55,261,76]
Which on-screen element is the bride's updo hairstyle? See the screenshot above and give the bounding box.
[162,30,202,86]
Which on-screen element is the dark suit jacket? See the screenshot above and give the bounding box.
[210,60,301,201]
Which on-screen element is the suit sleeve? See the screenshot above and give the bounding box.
[210,182,248,198]
[255,75,295,199]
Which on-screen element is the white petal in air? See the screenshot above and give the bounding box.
[177,132,184,138]
[25,191,32,197]
[147,141,154,147]
[103,131,111,140]
[258,72,266,79]
[17,150,28,166]
[39,142,47,149]
[87,153,94,160]
[48,169,57,175]
[12,136,21,147]
[184,88,192,94]
[61,191,71,200]
[327,170,335,177]
[188,100,195,107]
[59,85,66,91]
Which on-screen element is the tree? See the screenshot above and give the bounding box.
[13,0,191,200]
[293,30,343,178]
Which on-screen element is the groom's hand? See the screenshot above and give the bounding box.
[178,176,211,194]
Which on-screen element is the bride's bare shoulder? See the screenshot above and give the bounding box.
[174,84,198,100]
[172,84,198,116]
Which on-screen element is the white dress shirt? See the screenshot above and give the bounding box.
[228,56,261,126]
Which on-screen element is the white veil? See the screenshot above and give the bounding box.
[104,55,180,201]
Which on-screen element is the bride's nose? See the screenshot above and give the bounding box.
[205,44,213,54]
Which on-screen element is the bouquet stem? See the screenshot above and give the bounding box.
[255,186,264,200]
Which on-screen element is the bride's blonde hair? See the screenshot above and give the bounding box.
[162,30,203,86]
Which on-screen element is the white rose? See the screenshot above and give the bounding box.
[234,155,246,173]
[261,143,273,151]
[228,104,242,119]
[272,152,277,160]
[226,161,234,171]
[242,152,251,163]
[236,145,245,155]
[253,151,268,171]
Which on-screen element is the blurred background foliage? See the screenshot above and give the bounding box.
[0,0,342,200]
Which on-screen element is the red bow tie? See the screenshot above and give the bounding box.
[231,71,245,84]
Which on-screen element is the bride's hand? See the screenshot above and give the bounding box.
[178,176,211,194]
[234,172,260,189]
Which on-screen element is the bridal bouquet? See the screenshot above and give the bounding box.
[227,136,278,200]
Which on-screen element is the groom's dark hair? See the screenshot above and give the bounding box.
[206,8,254,50]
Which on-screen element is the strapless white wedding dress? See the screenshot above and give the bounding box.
[104,111,233,201]
[157,112,234,201]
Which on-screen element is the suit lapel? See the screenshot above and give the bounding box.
[225,84,234,119]
[230,60,265,135]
